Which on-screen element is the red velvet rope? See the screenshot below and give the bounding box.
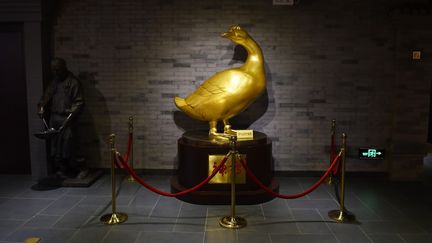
[239,153,341,199]
[116,152,229,197]
[113,133,133,169]
[123,132,133,163]
[120,132,133,168]
[330,133,340,175]
[114,153,123,169]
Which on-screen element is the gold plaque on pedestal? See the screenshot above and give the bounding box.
[209,155,246,184]
[232,129,254,140]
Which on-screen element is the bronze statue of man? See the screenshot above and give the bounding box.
[38,58,84,179]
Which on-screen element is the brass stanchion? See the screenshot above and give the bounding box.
[219,136,247,229]
[328,133,356,223]
[100,134,128,225]
[325,119,337,185]
[126,116,135,182]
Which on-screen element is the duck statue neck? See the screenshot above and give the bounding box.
[241,38,265,76]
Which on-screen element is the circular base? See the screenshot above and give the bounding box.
[328,210,356,223]
[175,130,276,205]
[126,175,135,182]
[219,216,247,229]
[100,213,128,225]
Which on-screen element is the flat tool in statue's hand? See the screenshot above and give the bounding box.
[34,128,60,140]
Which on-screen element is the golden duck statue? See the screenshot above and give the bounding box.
[174,25,266,141]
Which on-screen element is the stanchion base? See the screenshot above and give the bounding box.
[328,210,356,223]
[219,216,247,229]
[126,175,135,182]
[100,213,128,225]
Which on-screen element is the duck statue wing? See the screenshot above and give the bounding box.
[186,69,253,108]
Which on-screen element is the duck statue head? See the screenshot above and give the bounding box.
[222,25,249,44]
[174,25,266,141]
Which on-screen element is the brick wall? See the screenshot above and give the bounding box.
[52,0,432,177]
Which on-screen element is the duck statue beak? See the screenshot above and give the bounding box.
[221,32,231,38]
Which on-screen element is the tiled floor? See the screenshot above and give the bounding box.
[0,174,431,243]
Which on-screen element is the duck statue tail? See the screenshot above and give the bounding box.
[174,97,187,109]
[174,96,195,115]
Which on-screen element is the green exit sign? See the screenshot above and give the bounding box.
[359,148,385,159]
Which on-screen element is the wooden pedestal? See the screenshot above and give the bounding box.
[170,130,278,205]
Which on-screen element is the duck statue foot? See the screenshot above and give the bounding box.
[209,130,238,144]
[223,125,237,136]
